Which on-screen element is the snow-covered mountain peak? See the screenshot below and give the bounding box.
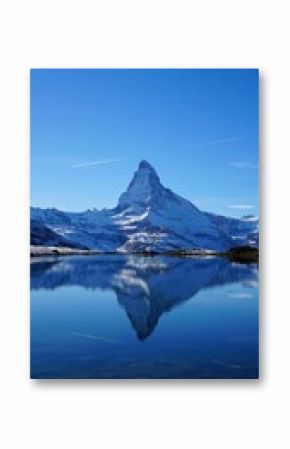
[130,160,161,188]
[138,159,156,171]
[118,160,163,209]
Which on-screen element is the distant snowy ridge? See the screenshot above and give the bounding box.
[31,160,259,252]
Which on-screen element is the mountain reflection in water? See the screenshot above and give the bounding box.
[31,255,258,341]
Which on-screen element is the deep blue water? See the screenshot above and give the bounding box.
[30,255,259,379]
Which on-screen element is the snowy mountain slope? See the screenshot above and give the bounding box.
[30,219,89,249]
[114,160,232,251]
[30,160,258,252]
[31,208,126,251]
[205,212,259,246]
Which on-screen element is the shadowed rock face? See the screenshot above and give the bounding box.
[31,255,258,340]
[30,220,88,249]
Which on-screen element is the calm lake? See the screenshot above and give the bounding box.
[30,254,259,379]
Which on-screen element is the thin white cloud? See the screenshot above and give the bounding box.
[228,204,255,210]
[72,332,121,344]
[71,158,121,168]
[229,161,258,169]
[228,292,253,299]
[193,196,234,204]
[187,137,241,148]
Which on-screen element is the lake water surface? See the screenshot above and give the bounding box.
[30,255,259,379]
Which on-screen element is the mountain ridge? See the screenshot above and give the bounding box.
[31,160,258,252]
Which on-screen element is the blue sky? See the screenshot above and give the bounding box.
[31,69,259,217]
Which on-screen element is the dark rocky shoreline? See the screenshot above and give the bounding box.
[30,245,258,264]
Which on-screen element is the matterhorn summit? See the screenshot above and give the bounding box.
[118,160,164,210]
